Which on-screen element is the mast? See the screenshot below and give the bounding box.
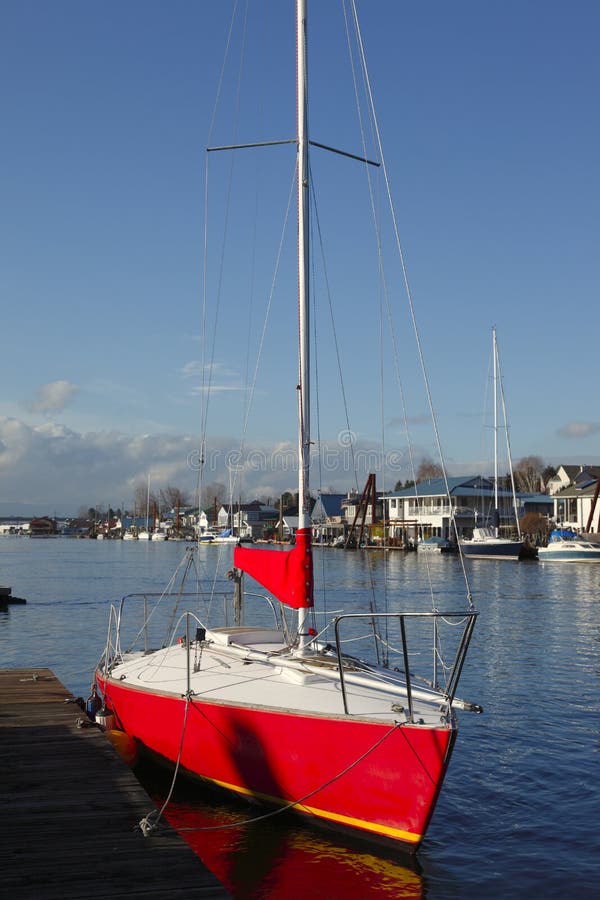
[493,326,499,537]
[145,474,150,532]
[297,0,312,649]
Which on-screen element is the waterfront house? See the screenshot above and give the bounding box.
[219,500,278,540]
[341,489,383,527]
[549,473,600,534]
[29,517,57,536]
[311,492,345,543]
[384,476,551,544]
[276,516,299,539]
[546,464,600,496]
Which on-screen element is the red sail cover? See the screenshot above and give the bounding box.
[233,528,314,609]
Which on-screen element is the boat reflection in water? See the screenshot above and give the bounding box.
[135,760,423,899]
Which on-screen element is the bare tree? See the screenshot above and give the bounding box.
[514,456,545,493]
[520,511,549,539]
[133,482,150,517]
[160,485,192,511]
[416,457,443,482]
[201,482,228,509]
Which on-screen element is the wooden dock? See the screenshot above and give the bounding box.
[0,668,230,898]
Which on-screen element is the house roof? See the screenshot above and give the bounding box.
[280,516,299,529]
[314,492,345,517]
[387,475,523,500]
[554,465,580,479]
[551,466,600,495]
[553,482,600,499]
[552,465,600,484]
[519,493,554,507]
[221,500,278,514]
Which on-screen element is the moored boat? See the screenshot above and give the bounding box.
[460,327,524,561]
[538,530,600,562]
[94,0,480,851]
[417,536,453,553]
[461,526,523,560]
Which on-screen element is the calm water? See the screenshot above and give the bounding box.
[1,536,598,898]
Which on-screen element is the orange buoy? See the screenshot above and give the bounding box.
[105,729,139,767]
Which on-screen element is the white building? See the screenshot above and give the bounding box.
[385,476,552,543]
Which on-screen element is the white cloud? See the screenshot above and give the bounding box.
[180,360,202,378]
[29,380,79,414]
[0,417,399,514]
[5,413,565,516]
[181,360,246,394]
[0,416,203,515]
[557,421,600,439]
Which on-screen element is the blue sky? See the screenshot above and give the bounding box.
[1,1,599,516]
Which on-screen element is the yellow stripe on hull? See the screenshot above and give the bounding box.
[204,773,422,845]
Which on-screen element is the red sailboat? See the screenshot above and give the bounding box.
[96,0,479,851]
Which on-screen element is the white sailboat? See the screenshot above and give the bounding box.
[460,326,524,560]
[122,505,138,540]
[95,1,479,851]
[137,475,151,540]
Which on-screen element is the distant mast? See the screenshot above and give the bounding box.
[493,326,499,537]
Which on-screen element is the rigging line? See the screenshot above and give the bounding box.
[343,0,415,506]
[238,159,261,503]
[125,551,195,653]
[232,160,297,501]
[201,0,249,449]
[308,168,380,626]
[342,0,421,519]
[310,212,328,626]
[308,169,357,491]
[197,156,210,523]
[164,549,198,642]
[206,0,239,147]
[200,5,252,597]
[174,718,406,834]
[377,214,391,660]
[342,0,437,602]
[350,0,474,604]
[475,345,494,520]
[138,694,191,837]
[495,330,522,539]
[198,0,242,517]
[200,2,247,436]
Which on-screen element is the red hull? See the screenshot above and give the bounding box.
[97,674,455,848]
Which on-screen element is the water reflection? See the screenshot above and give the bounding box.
[136,762,423,899]
[2,536,599,896]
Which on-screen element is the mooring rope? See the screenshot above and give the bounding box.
[138,693,191,837]
[163,717,405,835]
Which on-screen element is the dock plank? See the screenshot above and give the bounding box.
[0,668,230,898]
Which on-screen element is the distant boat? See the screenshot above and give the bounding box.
[197,528,237,544]
[211,529,239,545]
[460,327,524,561]
[538,530,600,563]
[0,585,26,605]
[418,536,453,553]
[140,473,152,540]
[151,531,167,542]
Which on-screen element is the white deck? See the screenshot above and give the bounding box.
[109,626,451,727]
